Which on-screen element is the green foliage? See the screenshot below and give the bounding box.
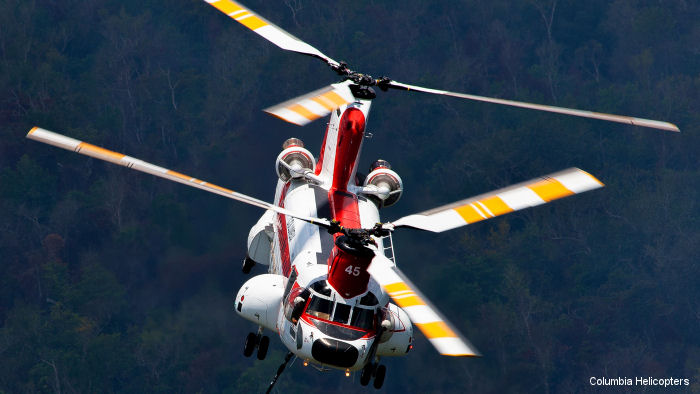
[0,0,698,392]
[0,154,56,208]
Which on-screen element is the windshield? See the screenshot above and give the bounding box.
[350,307,375,330]
[304,294,376,332]
[303,281,378,334]
[306,296,333,320]
[334,303,351,324]
[309,317,369,341]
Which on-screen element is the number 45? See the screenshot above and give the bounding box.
[344,265,361,276]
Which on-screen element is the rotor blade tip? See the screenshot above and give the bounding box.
[633,119,680,132]
[447,353,482,358]
[578,169,605,187]
[264,110,306,126]
[659,121,680,132]
[656,122,680,132]
[27,126,39,136]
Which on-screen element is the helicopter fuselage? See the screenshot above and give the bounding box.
[235,96,414,371]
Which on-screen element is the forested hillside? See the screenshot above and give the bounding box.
[1,0,698,392]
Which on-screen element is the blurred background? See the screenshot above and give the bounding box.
[0,0,698,392]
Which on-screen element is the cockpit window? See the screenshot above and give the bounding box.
[282,270,298,301]
[310,280,332,297]
[306,296,332,320]
[303,281,378,333]
[359,292,378,306]
[333,303,351,324]
[350,307,375,330]
[284,287,310,323]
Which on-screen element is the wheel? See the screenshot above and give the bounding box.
[360,363,373,386]
[243,332,257,357]
[257,335,270,360]
[242,256,256,274]
[373,365,386,389]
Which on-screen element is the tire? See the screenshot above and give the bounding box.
[360,363,373,386]
[243,332,257,357]
[257,335,270,360]
[373,365,386,389]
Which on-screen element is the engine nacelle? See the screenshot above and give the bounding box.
[235,274,285,331]
[362,160,403,207]
[376,303,414,356]
[276,138,315,182]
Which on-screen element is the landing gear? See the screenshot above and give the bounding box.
[242,256,256,274]
[373,365,386,389]
[243,332,257,357]
[360,363,372,386]
[243,329,269,360]
[360,319,388,388]
[359,362,387,389]
[257,335,270,360]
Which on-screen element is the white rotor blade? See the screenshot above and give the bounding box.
[203,0,339,67]
[264,81,355,126]
[390,168,603,232]
[369,254,479,357]
[389,81,679,132]
[26,127,330,227]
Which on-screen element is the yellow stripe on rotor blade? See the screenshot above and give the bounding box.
[209,0,244,16]
[322,91,350,106]
[167,170,193,182]
[237,14,267,30]
[203,182,235,194]
[384,282,411,295]
[454,204,487,224]
[77,143,126,161]
[393,295,424,308]
[311,96,336,111]
[208,1,267,30]
[288,104,319,121]
[528,178,574,202]
[416,321,457,339]
[478,195,513,217]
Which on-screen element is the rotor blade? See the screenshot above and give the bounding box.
[26,127,331,228]
[264,81,355,126]
[369,254,479,357]
[203,0,339,68]
[387,81,679,132]
[390,168,603,232]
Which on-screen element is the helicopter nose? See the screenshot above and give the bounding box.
[311,338,359,368]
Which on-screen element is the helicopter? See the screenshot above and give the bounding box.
[26,0,679,391]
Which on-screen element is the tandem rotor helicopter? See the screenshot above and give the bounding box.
[27,0,679,391]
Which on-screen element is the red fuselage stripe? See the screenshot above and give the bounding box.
[331,108,366,191]
[278,182,292,277]
[325,107,374,299]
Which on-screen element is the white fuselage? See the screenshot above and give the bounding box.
[235,98,414,370]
